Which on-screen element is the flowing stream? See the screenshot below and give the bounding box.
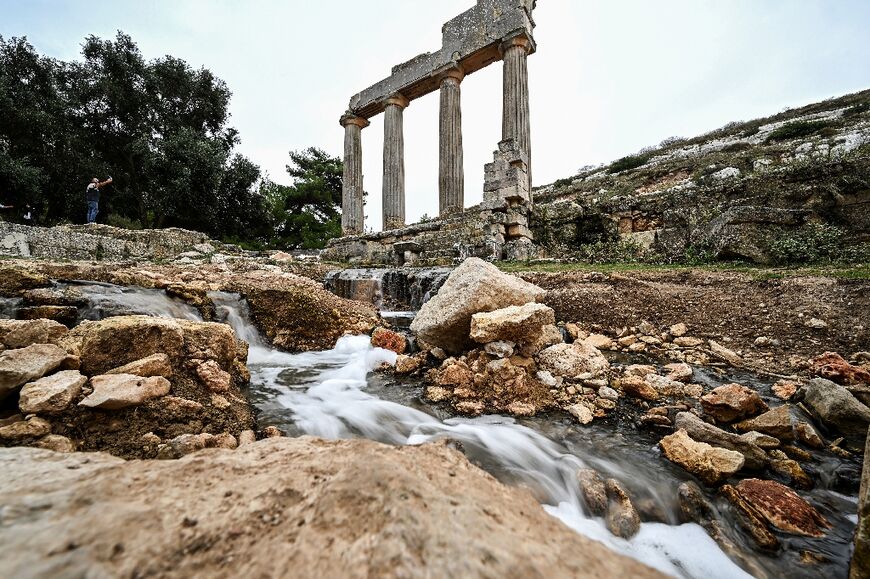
[6,282,858,579]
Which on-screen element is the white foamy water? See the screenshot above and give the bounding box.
[238,328,751,579]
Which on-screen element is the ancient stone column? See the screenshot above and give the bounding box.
[382,94,409,231]
[340,113,370,236]
[439,68,465,216]
[501,35,533,186]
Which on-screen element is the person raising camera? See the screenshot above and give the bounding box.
[86,176,112,224]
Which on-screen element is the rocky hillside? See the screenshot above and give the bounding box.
[533,89,870,264]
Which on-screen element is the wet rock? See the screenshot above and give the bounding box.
[605,479,641,539]
[371,327,407,355]
[731,479,831,537]
[795,422,824,449]
[618,376,660,401]
[18,370,87,414]
[0,438,665,578]
[720,484,781,551]
[17,305,78,327]
[34,434,76,453]
[577,468,607,516]
[21,287,87,308]
[741,431,781,449]
[0,319,68,349]
[768,450,813,490]
[195,360,231,393]
[659,429,745,485]
[708,340,743,366]
[537,342,609,380]
[663,363,693,383]
[470,303,555,345]
[674,412,768,470]
[0,343,75,401]
[797,378,870,442]
[772,380,799,401]
[0,265,50,296]
[0,416,51,441]
[734,405,795,441]
[701,384,768,423]
[79,374,171,410]
[853,431,870,579]
[410,258,546,354]
[394,353,426,374]
[811,352,870,386]
[566,403,594,425]
[105,353,173,379]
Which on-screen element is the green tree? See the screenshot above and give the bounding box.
[265,147,344,249]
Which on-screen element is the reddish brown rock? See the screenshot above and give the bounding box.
[812,352,870,386]
[732,479,831,537]
[701,384,768,423]
[772,380,799,401]
[371,327,407,355]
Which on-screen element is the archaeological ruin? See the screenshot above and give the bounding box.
[325,0,539,265]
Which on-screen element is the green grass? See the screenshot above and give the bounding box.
[497,260,870,280]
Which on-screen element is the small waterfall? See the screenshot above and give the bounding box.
[325,267,451,311]
[0,297,21,319]
[70,282,202,322]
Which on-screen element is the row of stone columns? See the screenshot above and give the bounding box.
[340,34,532,236]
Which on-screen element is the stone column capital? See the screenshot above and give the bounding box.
[433,63,465,85]
[499,33,536,57]
[383,93,410,110]
[340,112,370,129]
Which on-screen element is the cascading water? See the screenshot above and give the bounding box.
[8,282,856,578]
[325,267,451,311]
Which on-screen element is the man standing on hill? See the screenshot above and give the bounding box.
[86,176,112,224]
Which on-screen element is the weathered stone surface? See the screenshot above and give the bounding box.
[0,438,664,578]
[734,405,795,441]
[0,416,51,441]
[0,319,68,349]
[470,302,555,345]
[708,340,743,366]
[566,403,593,425]
[371,327,407,355]
[701,383,768,423]
[772,380,799,401]
[576,468,607,516]
[669,323,688,338]
[79,374,171,410]
[797,378,870,442]
[16,305,78,327]
[0,264,50,296]
[536,342,609,380]
[410,258,545,353]
[795,421,824,449]
[768,449,813,490]
[663,362,693,383]
[0,343,73,400]
[394,353,426,374]
[659,429,745,485]
[484,340,515,359]
[674,412,768,470]
[853,430,870,579]
[812,352,870,386]
[583,333,614,350]
[106,353,173,378]
[18,370,87,414]
[195,360,232,393]
[673,336,703,348]
[732,479,831,537]
[618,375,660,401]
[605,479,641,539]
[720,484,781,551]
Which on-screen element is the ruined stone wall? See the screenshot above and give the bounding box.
[0,222,235,261]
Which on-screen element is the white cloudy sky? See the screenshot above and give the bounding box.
[2,0,869,231]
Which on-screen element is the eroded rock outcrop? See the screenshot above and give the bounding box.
[659,429,745,485]
[0,438,664,579]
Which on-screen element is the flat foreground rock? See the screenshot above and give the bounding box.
[0,437,663,579]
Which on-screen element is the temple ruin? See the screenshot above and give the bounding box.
[325,0,538,265]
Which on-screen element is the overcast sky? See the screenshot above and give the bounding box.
[2,0,869,231]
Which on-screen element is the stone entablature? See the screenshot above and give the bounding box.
[337,0,537,248]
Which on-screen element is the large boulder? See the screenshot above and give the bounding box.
[796,378,870,442]
[0,344,76,401]
[0,438,664,579]
[0,265,50,297]
[674,412,768,470]
[410,258,546,353]
[700,384,768,423]
[79,374,171,410]
[18,371,87,414]
[536,342,610,380]
[733,405,795,442]
[0,319,68,349]
[659,429,745,485]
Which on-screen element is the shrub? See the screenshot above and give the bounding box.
[574,239,646,263]
[552,177,573,189]
[843,102,870,118]
[765,121,835,143]
[769,223,848,264]
[607,154,650,174]
[105,213,143,230]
